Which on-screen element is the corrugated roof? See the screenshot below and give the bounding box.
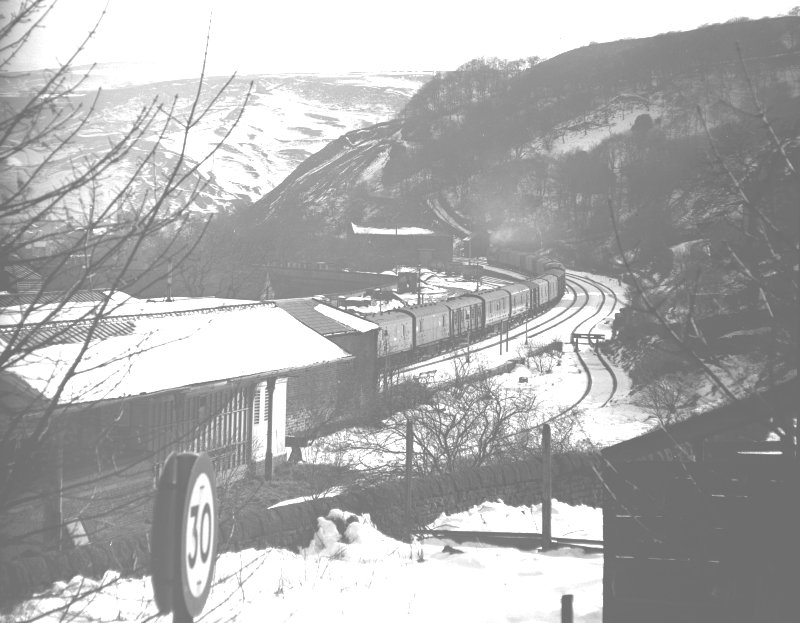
[0,289,109,309]
[0,293,256,327]
[6,304,353,405]
[1,317,137,348]
[274,298,378,336]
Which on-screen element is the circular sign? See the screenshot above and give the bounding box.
[179,453,217,616]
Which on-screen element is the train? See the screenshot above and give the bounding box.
[366,252,566,365]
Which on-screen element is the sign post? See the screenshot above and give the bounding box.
[152,453,218,623]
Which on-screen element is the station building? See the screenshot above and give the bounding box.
[0,297,354,552]
[273,298,379,440]
[347,223,453,270]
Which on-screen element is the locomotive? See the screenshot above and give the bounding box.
[366,251,566,366]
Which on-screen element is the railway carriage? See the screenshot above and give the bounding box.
[527,280,540,310]
[544,262,566,296]
[502,283,531,319]
[530,278,548,311]
[368,310,413,359]
[444,295,484,341]
[542,274,558,302]
[400,303,451,354]
[363,251,566,368]
[478,288,511,330]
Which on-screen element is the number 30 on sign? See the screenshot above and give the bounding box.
[151,452,218,621]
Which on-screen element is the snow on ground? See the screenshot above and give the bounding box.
[533,96,664,157]
[310,269,652,466]
[5,502,602,623]
[428,500,602,541]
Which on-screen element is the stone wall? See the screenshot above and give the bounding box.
[0,453,603,606]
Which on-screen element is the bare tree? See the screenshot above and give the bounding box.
[314,355,586,481]
[0,0,251,565]
[517,340,562,374]
[633,377,690,427]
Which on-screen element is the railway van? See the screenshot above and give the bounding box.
[369,310,413,358]
[401,303,451,352]
[502,283,531,319]
[444,295,484,340]
[478,288,511,330]
[542,274,558,302]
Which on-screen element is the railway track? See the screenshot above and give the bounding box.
[399,279,587,377]
[391,268,624,430]
[565,273,620,409]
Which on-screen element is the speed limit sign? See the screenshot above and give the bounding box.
[180,453,218,615]
[151,452,218,621]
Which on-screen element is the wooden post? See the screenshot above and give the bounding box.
[264,378,275,481]
[542,423,552,549]
[405,416,413,536]
[43,430,64,551]
[561,594,573,623]
[417,265,421,306]
[499,321,503,354]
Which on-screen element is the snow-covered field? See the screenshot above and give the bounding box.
[5,501,602,623]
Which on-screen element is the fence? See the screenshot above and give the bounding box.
[603,454,798,622]
[0,452,604,605]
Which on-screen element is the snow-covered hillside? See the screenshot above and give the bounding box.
[1,68,431,215]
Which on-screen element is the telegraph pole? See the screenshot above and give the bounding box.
[417,264,422,306]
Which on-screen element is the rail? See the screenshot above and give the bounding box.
[411,529,603,553]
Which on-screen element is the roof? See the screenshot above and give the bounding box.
[274,298,378,336]
[601,379,798,462]
[350,223,437,236]
[4,304,354,406]
[0,289,112,312]
[0,293,256,327]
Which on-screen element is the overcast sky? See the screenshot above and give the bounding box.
[8,0,797,76]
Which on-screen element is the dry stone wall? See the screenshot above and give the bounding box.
[0,452,603,605]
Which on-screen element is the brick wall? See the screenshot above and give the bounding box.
[327,331,379,421]
[0,452,603,605]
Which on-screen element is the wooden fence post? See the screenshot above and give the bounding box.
[405,416,413,536]
[542,423,552,549]
[264,378,275,481]
[561,594,573,623]
[43,430,64,551]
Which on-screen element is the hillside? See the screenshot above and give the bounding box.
[241,17,799,261]
[0,68,430,214]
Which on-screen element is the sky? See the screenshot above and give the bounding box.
[5,0,798,76]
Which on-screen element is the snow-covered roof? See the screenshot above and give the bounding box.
[5,304,353,405]
[0,293,255,327]
[350,223,436,236]
[274,298,377,335]
[313,303,378,333]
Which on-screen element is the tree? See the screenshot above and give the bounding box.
[316,356,585,481]
[610,44,798,427]
[0,0,251,564]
